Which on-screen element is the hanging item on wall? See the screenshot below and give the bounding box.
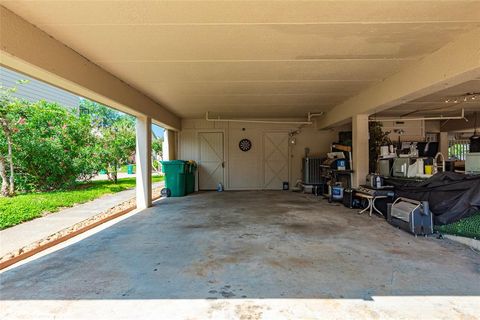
[239,138,252,152]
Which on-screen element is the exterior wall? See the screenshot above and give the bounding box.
[441,113,479,133]
[179,119,338,190]
[425,120,441,133]
[378,119,425,142]
[0,66,80,108]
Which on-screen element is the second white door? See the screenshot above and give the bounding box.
[198,132,224,190]
[263,132,289,189]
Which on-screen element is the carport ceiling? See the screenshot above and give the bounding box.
[2,1,480,118]
[375,78,480,117]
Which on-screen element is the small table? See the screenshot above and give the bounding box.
[355,193,387,217]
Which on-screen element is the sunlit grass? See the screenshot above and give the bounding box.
[0,176,163,230]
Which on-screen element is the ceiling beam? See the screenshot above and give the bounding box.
[0,6,180,130]
[316,28,480,129]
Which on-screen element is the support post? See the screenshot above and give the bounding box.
[163,129,177,161]
[162,130,169,161]
[136,116,152,209]
[352,114,369,188]
[439,132,449,158]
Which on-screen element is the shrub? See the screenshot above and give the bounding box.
[1,86,143,194]
[12,101,98,191]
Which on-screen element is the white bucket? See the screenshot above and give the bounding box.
[332,186,344,200]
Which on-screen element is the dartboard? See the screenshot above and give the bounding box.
[239,138,252,152]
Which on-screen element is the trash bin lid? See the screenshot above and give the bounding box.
[160,160,187,165]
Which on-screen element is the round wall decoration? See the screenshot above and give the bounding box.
[239,138,252,152]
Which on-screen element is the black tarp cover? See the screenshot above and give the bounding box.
[386,172,480,225]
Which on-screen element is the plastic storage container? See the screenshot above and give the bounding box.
[161,160,188,197]
[185,161,197,195]
[331,186,344,201]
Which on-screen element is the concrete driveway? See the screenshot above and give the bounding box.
[1,191,479,319]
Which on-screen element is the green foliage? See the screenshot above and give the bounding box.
[97,118,136,182]
[448,143,469,160]
[80,99,137,183]
[79,99,134,127]
[0,84,24,196]
[0,176,163,229]
[152,137,163,156]
[152,137,163,171]
[11,101,97,191]
[369,121,391,173]
[0,82,160,195]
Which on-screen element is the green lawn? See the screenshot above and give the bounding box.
[0,176,163,230]
[118,164,135,173]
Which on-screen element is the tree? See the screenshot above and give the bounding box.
[0,85,141,193]
[80,99,136,183]
[152,137,163,171]
[79,99,134,127]
[97,118,136,183]
[0,85,27,196]
[1,84,104,193]
[13,100,97,191]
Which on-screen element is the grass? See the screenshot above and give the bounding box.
[0,176,163,230]
[118,164,135,173]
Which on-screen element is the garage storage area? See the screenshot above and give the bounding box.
[1,1,480,319]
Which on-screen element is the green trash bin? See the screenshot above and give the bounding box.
[185,161,197,194]
[161,160,187,197]
[127,164,135,174]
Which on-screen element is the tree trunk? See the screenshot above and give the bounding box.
[112,161,118,184]
[0,156,9,197]
[0,117,14,196]
[6,134,14,195]
[107,163,118,183]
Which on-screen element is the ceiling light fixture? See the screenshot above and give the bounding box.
[444,92,480,104]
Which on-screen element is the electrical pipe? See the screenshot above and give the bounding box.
[369,109,468,122]
[205,111,313,125]
[307,112,325,122]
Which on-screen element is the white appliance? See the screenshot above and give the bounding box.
[380,146,389,157]
[392,158,411,177]
[466,153,480,174]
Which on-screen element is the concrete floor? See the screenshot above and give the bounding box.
[1,191,479,318]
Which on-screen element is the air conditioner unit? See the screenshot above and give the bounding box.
[303,158,322,184]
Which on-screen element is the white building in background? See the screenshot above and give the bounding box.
[0,66,80,108]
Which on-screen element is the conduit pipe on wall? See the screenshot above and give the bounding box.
[307,112,325,122]
[205,111,324,125]
[369,109,468,122]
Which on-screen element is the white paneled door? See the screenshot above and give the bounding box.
[198,132,224,190]
[263,132,289,190]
